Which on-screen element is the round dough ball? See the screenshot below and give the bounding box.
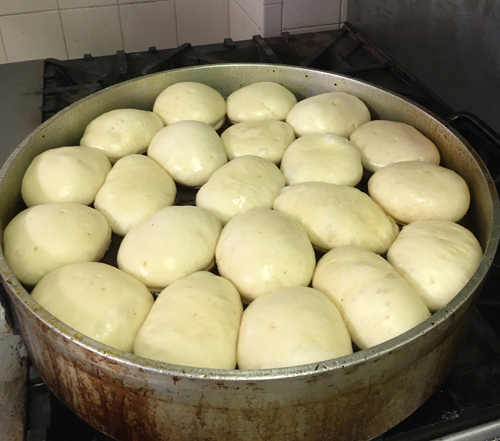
[31,262,153,352]
[21,146,111,207]
[117,206,222,291]
[312,246,430,349]
[94,154,177,236]
[237,286,353,370]
[387,220,483,312]
[4,202,111,286]
[147,120,227,187]
[349,120,441,173]
[153,81,226,130]
[280,133,363,186]
[80,109,164,162]
[134,271,243,369]
[273,182,399,254]
[368,161,471,224]
[215,207,316,304]
[226,81,297,124]
[285,92,371,138]
[220,120,296,164]
[196,155,286,225]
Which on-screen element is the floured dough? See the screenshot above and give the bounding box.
[3,202,111,286]
[350,120,440,172]
[80,109,164,162]
[153,81,226,130]
[147,120,227,187]
[368,161,471,224]
[94,154,177,236]
[285,92,371,138]
[312,246,430,349]
[31,262,153,352]
[134,271,243,369]
[387,220,483,311]
[273,182,399,253]
[237,286,353,370]
[117,206,222,291]
[216,208,316,303]
[280,133,363,186]
[196,155,286,225]
[221,120,295,164]
[226,81,297,124]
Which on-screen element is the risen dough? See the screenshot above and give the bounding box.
[312,246,430,349]
[147,120,227,187]
[31,262,153,352]
[387,220,483,311]
[134,271,243,369]
[273,182,399,253]
[368,161,470,224]
[21,146,111,207]
[285,92,371,138]
[220,120,295,164]
[117,206,222,291]
[80,109,164,162]
[215,207,316,304]
[153,81,226,130]
[196,156,286,225]
[3,202,111,286]
[280,133,363,186]
[237,286,352,370]
[94,154,177,236]
[350,120,440,172]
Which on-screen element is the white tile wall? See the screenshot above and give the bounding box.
[0,0,59,16]
[282,0,341,30]
[229,0,260,41]
[0,32,7,64]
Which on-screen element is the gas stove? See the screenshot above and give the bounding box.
[1,23,500,441]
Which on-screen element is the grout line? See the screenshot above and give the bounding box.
[173,0,179,46]
[0,26,8,63]
[117,2,126,52]
[233,0,262,33]
[56,0,70,60]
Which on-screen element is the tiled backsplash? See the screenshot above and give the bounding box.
[0,0,347,63]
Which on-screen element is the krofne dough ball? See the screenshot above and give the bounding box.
[280,133,363,186]
[80,109,164,162]
[216,208,316,304]
[226,82,297,124]
[350,120,440,172]
[273,182,399,254]
[21,146,111,207]
[237,286,353,370]
[3,202,111,286]
[286,92,371,138]
[134,271,243,369]
[31,262,153,352]
[387,220,483,311]
[153,81,226,130]
[368,160,470,224]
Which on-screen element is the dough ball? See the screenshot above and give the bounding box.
[368,161,471,224]
[94,154,177,236]
[153,81,226,130]
[196,156,286,225]
[134,271,243,369]
[80,109,164,162]
[117,206,222,291]
[349,120,440,173]
[387,220,483,311]
[280,133,363,186]
[147,120,227,187]
[273,182,399,254]
[216,207,316,304]
[4,202,111,286]
[31,262,153,352]
[312,246,430,349]
[220,120,295,164]
[285,92,371,138]
[237,286,353,370]
[226,82,297,124]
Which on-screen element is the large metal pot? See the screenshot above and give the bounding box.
[0,64,499,441]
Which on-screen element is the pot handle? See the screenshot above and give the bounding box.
[0,282,20,335]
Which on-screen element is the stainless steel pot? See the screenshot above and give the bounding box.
[1,64,499,441]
